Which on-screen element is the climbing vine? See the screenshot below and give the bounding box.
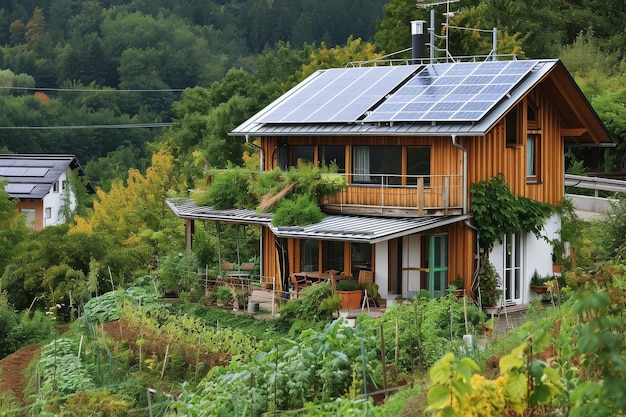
[470,174,554,254]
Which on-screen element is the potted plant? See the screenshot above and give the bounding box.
[530,269,550,294]
[216,286,232,307]
[335,279,363,309]
[551,239,565,273]
[449,276,464,298]
[479,261,502,313]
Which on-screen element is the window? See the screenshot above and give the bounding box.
[526,134,540,182]
[350,242,372,277]
[21,209,35,228]
[45,207,52,218]
[322,241,344,272]
[300,240,319,272]
[505,108,519,148]
[353,146,402,184]
[319,145,345,173]
[52,181,59,192]
[62,180,67,191]
[407,146,431,186]
[291,145,314,166]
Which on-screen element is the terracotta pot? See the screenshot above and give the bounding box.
[530,285,548,294]
[337,290,362,309]
[552,264,563,273]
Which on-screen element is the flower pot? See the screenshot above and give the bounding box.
[453,289,464,298]
[337,290,362,309]
[530,285,548,294]
[552,264,563,274]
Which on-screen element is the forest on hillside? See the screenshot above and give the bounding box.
[0,0,625,191]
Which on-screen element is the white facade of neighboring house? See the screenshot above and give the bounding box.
[0,154,93,231]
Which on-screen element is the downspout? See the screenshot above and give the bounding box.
[451,134,467,215]
[451,134,480,304]
[246,134,265,285]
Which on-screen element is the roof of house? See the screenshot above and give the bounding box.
[231,59,612,146]
[0,154,91,199]
[166,198,468,243]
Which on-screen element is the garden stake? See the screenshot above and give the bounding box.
[160,344,170,380]
[379,324,388,398]
[395,318,399,371]
[361,339,368,399]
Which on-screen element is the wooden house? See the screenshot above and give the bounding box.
[167,57,612,307]
[0,154,94,230]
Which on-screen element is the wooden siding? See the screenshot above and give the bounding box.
[463,91,564,206]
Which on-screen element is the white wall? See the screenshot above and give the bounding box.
[374,240,389,298]
[490,213,560,304]
[42,168,77,227]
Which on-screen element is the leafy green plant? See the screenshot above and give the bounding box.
[478,260,502,308]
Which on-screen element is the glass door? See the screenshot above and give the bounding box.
[426,234,448,297]
[503,232,523,304]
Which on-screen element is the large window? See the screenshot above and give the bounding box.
[351,242,372,277]
[407,146,431,186]
[353,146,402,184]
[320,145,345,173]
[300,240,319,272]
[526,134,540,182]
[322,241,344,272]
[290,145,345,173]
[291,145,315,166]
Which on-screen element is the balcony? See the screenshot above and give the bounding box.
[320,174,464,217]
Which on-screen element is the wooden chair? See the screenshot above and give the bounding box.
[290,273,312,298]
[358,270,377,307]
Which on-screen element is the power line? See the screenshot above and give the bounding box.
[0,86,188,92]
[0,123,173,129]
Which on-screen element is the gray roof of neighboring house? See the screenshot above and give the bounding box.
[231,59,612,146]
[0,154,92,199]
[166,198,469,244]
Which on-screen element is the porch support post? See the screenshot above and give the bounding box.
[185,219,194,253]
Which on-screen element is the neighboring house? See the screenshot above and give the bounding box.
[167,53,612,307]
[0,154,94,230]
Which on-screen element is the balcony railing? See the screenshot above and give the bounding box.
[321,173,464,216]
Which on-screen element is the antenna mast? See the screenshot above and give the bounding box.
[416,0,497,62]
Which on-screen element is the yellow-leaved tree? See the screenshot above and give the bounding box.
[71,150,184,252]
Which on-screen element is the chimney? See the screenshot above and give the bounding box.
[411,20,426,64]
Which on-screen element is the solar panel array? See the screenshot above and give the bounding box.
[364,60,537,122]
[257,65,417,124]
[6,183,35,194]
[255,60,538,125]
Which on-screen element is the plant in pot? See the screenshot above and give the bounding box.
[335,279,363,309]
[215,286,232,307]
[551,239,565,273]
[530,269,550,294]
[479,260,502,313]
[449,276,464,298]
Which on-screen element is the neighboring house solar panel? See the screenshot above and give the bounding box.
[365,60,538,123]
[0,167,49,176]
[257,65,417,123]
[6,183,35,194]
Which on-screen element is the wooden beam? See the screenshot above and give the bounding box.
[560,128,587,137]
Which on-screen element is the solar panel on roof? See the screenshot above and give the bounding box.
[365,60,537,123]
[6,183,35,194]
[257,65,417,124]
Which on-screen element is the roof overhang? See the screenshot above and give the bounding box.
[165,198,273,225]
[270,213,470,244]
[166,198,469,244]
